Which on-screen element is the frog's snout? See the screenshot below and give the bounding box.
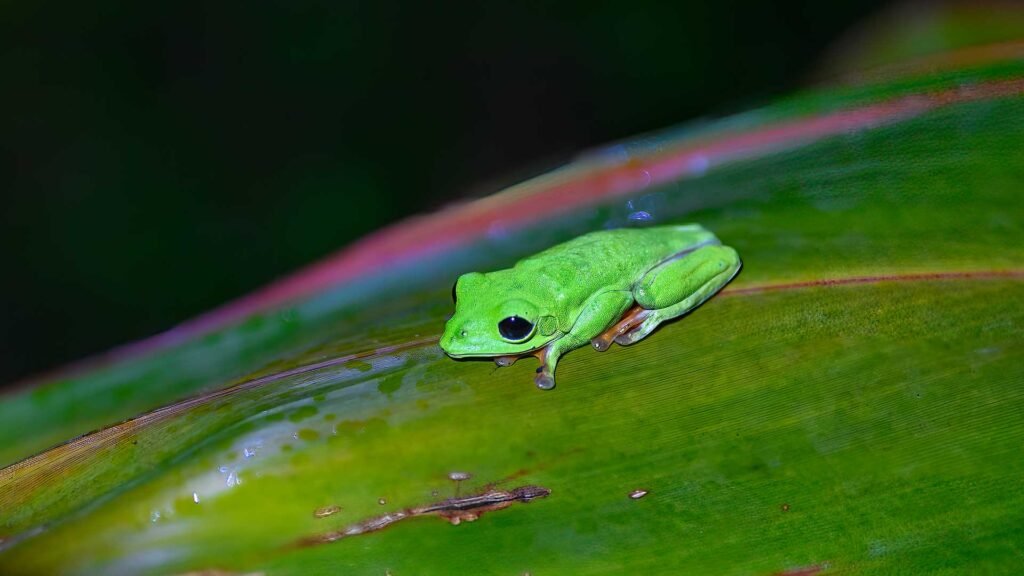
[439,323,468,356]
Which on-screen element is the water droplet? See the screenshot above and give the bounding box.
[314,505,342,518]
[378,498,387,505]
[627,210,653,222]
[150,510,161,523]
[629,489,648,500]
[448,471,472,482]
[243,447,257,459]
[193,492,201,504]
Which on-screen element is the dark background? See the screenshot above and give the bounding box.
[0,0,890,386]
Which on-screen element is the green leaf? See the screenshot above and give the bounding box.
[3,22,1024,576]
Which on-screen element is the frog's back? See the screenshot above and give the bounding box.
[516,224,717,291]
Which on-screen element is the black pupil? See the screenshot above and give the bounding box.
[498,316,533,341]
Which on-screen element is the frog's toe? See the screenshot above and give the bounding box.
[614,324,654,346]
[614,313,664,345]
[534,372,556,390]
[613,332,640,346]
[592,306,651,350]
[591,335,614,352]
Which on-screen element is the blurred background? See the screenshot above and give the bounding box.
[0,0,894,386]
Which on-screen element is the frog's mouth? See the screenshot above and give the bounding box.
[439,333,558,360]
[443,346,553,372]
[439,345,544,360]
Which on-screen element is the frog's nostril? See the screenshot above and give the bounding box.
[460,330,467,338]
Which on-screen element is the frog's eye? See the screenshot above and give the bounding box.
[498,316,534,342]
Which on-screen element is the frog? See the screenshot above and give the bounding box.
[439,224,741,390]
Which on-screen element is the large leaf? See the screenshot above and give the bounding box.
[2,16,1023,576]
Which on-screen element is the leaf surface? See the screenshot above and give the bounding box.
[2,23,1023,576]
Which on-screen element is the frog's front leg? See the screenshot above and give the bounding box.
[616,245,741,346]
[534,291,633,390]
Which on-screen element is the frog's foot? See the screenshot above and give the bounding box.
[494,355,520,367]
[534,367,555,390]
[613,318,657,346]
[591,306,651,351]
[532,347,556,390]
[614,304,688,345]
[589,334,614,352]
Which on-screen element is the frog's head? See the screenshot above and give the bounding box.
[440,271,560,358]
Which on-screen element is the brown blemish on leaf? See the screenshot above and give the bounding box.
[313,505,341,518]
[296,485,551,547]
[428,485,550,525]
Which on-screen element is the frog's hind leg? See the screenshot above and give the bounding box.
[616,245,741,346]
[590,305,650,351]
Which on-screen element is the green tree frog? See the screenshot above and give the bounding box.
[440,224,741,390]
